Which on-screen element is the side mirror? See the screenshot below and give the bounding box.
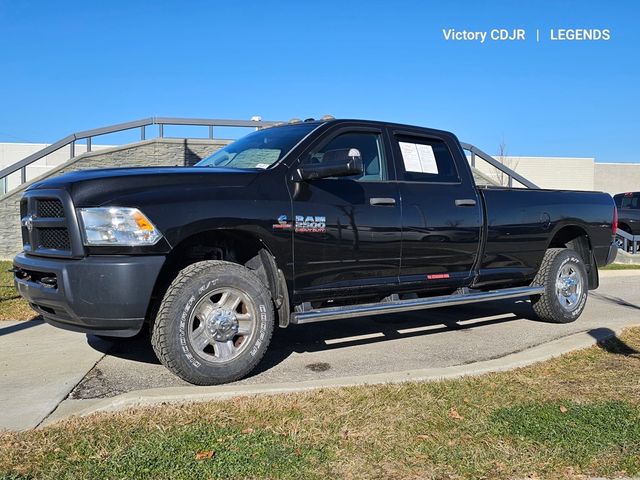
[297,148,364,181]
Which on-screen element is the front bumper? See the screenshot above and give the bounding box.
[13,253,165,337]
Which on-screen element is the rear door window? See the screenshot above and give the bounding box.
[393,134,459,183]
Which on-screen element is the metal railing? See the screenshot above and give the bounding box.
[0,117,279,192]
[461,142,539,189]
[0,117,539,194]
[616,230,640,254]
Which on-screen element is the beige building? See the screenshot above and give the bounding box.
[594,163,640,194]
[0,142,111,192]
[474,156,594,191]
[473,155,640,195]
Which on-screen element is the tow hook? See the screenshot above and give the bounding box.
[9,267,30,282]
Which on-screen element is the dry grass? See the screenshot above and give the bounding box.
[0,260,36,321]
[2,328,640,479]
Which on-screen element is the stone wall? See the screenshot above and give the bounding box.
[0,138,228,259]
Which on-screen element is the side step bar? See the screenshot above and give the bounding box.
[290,286,544,325]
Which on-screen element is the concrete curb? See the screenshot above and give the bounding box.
[42,321,640,427]
[612,250,640,265]
[599,269,640,277]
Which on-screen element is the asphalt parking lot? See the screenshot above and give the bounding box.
[72,272,640,398]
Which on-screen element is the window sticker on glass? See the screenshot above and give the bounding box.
[399,142,439,174]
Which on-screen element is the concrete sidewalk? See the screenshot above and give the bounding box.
[0,319,107,430]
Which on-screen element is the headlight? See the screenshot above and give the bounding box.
[78,207,162,246]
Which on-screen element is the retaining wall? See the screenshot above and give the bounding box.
[0,138,227,259]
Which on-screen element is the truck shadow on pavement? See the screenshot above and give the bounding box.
[87,298,542,375]
[0,316,44,337]
[590,292,640,311]
[252,299,541,377]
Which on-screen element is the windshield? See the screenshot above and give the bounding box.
[196,123,318,169]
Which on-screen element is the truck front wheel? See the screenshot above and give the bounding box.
[151,260,274,385]
[530,248,588,323]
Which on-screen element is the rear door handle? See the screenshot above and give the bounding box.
[455,199,477,207]
[370,197,396,206]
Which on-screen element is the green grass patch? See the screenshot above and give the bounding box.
[0,260,35,321]
[1,423,329,480]
[492,400,640,466]
[601,263,640,270]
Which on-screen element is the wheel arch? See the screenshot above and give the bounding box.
[148,228,291,328]
[547,224,598,289]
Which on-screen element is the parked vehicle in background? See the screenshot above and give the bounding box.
[13,118,618,385]
[614,192,640,235]
[613,192,640,252]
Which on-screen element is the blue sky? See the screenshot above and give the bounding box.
[0,0,638,162]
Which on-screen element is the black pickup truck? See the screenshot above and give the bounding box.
[14,118,618,384]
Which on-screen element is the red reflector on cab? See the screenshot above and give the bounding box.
[427,273,450,280]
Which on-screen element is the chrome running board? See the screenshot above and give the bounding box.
[290,286,544,324]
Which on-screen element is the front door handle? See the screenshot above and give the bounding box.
[455,199,477,207]
[370,197,396,207]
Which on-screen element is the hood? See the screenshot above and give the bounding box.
[27,166,260,206]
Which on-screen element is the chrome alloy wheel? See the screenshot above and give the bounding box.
[188,287,256,363]
[555,263,584,312]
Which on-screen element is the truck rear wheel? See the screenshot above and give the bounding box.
[151,260,274,385]
[530,248,588,323]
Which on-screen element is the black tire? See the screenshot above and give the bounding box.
[151,260,274,385]
[530,248,588,323]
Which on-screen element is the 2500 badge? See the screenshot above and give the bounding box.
[272,214,326,233]
[294,215,326,233]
